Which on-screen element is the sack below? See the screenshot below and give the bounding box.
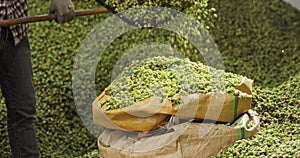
[98,110,260,158]
[93,77,253,132]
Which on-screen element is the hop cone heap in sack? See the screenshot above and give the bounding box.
[101,56,245,111]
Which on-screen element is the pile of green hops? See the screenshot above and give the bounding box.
[100,56,244,111]
[104,0,217,29]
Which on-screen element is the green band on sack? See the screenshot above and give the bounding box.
[237,128,242,140]
[231,95,241,122]
[237,128,247,140]
[230,95,235,122]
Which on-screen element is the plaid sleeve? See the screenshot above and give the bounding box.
[0,1,7,20]
[4,0,29,45]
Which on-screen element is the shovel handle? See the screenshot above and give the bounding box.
[0,7,110,27]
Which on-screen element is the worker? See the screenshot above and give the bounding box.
[0,0,75,157]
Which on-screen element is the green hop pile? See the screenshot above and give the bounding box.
[100,56,244,111]
[104,0,217,29]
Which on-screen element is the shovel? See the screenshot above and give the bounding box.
[0,7,110,27]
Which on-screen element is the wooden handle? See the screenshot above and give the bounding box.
[0,7,110,27]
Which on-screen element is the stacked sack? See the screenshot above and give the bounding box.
[92,56,260,157]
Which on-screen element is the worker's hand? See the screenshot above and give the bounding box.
[50,0,75,23]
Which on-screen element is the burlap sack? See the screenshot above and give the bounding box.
[93,77,253,132]
[98,110,260,158]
